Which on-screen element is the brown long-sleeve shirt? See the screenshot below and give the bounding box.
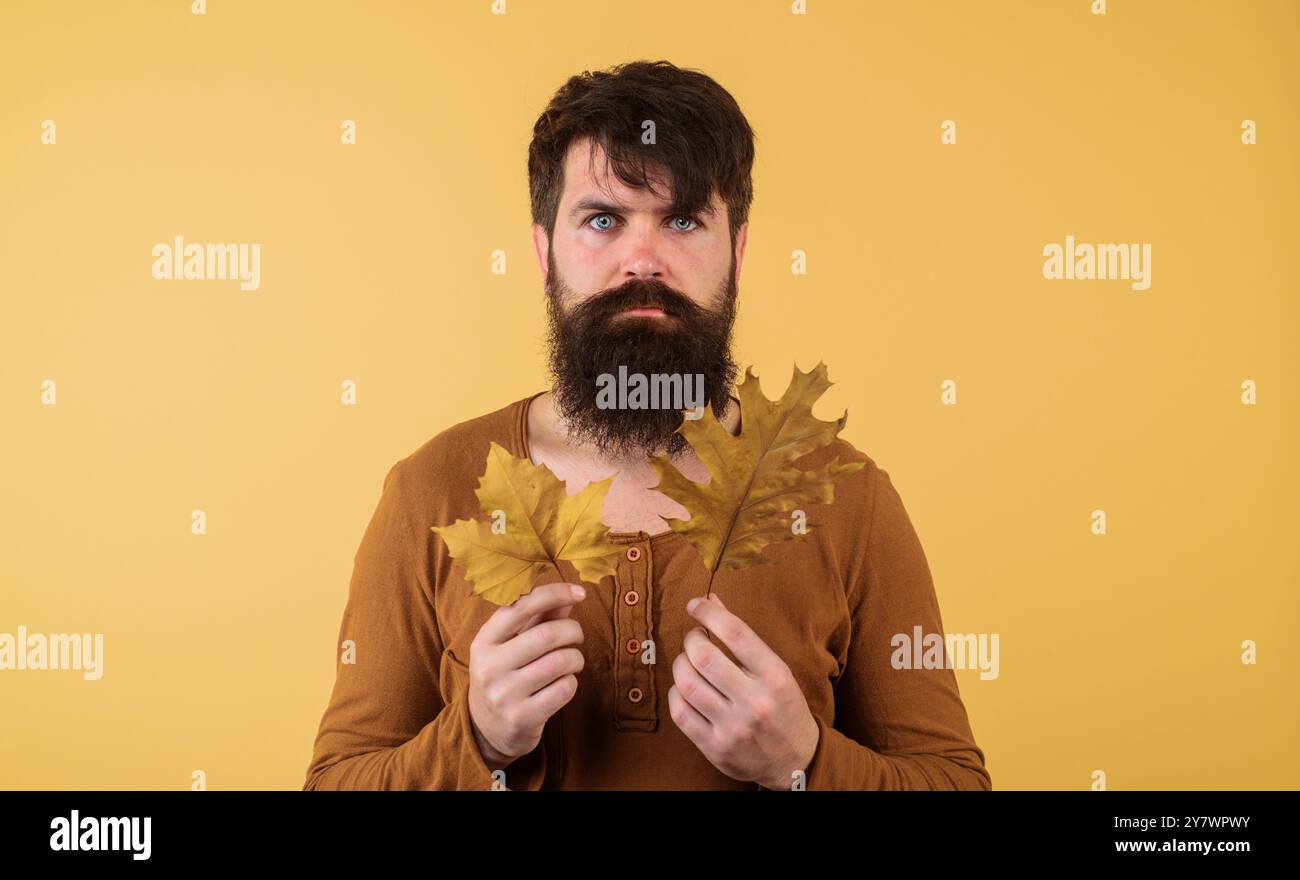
[303,391,991,790]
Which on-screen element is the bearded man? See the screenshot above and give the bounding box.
[304,59,990,792]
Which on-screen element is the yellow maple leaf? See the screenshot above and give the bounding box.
[432,441,625,606]
[648,361,866,595]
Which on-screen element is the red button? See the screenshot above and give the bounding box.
[626,638,641,654]
[626,546,641,562]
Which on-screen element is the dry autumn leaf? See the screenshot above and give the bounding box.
[431,440,625,606]
[648,361,866,597]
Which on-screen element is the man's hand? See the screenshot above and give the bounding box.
[467,581,587,772]
[668,594,820,790]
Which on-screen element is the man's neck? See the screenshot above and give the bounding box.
[527,389,741,474]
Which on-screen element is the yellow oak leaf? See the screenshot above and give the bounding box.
[648,361,866,593]
[432,441,625,606]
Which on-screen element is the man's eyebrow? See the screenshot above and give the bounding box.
[567,197,717,219]
[568,198,626,218]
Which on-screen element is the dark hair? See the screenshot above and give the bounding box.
[528,59,756,249]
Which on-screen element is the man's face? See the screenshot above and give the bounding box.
[535,137,746,461]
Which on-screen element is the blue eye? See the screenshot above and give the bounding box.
[584,213,702,233]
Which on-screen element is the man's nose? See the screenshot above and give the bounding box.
[621,221,666,280]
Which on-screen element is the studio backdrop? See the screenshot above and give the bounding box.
[1,0,1296,790]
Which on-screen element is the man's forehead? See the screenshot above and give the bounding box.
[560,138,720,216]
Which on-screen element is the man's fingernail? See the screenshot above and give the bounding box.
[571,584,586,599]
[713,594,725,607]
[687,597,701,613]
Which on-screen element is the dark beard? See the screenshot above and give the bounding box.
[543,251,739,461]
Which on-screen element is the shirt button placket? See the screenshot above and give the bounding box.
[614,538,655,731]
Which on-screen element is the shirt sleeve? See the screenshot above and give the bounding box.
[302,458,548,791]
[803,462,992,791]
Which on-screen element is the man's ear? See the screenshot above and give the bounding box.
[532,224,550,282]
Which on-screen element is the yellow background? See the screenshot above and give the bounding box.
[1,0,1296,790]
